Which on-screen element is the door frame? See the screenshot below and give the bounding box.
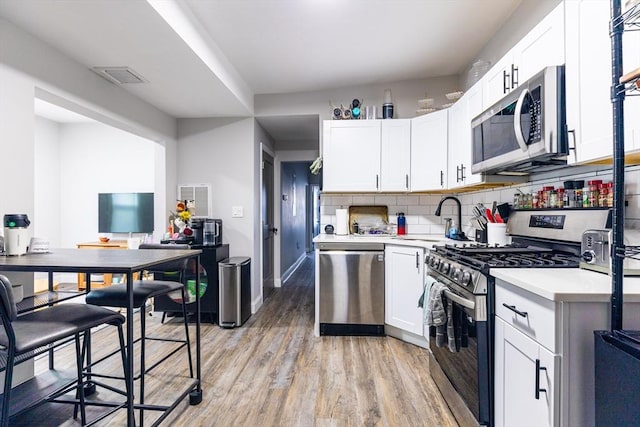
[260,144,275,301]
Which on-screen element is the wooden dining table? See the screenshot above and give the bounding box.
[0,247,203,426]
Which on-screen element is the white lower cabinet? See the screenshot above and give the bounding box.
[495,277,640,427]
[495,317,559,427]
[384,245,424,337]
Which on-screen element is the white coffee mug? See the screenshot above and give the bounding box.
[487,223,510,246]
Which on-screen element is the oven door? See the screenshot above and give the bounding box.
[429,275,492,426]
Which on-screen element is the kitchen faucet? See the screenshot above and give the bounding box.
[434,196,468,240]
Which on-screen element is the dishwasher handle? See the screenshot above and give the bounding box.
[319,250,385,257]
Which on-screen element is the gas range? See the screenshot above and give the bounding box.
[426,243,580,295]
[427,209,612,427]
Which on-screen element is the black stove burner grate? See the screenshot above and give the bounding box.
[433,244,580,270]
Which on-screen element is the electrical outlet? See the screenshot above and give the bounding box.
[232,206,244,218]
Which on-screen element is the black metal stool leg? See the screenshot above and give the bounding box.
[140,308,146,427]
[180,287,194,378]
[1,348,15,427]
[73,332,89,420]
[75,333,87,425]
[116,323,132,426]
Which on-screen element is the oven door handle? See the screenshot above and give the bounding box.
[443,289,475,311]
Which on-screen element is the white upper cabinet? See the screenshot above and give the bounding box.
[565,0,640,164]
[380,119,412,192]
[483,3,565,109]
[322,119,411,193]
[322,120,381,192]
[447,83,483,189]
[410,110,448,191]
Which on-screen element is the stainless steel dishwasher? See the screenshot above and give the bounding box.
[317,242,385,336]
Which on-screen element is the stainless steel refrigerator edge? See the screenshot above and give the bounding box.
[318,242,385,335]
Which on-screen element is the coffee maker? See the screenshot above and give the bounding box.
[191,218,223,246]
[4,214,31,256]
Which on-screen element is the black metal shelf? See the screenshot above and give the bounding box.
[611,0,628,330]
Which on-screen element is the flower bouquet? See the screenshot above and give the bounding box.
[170,200,195,238]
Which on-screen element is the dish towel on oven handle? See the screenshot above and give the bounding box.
[421,275,447,345]
[446,298,457,352]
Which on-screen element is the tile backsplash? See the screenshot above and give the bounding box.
[321,165,640,237]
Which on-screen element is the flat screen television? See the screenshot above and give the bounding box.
[98,192,154,233]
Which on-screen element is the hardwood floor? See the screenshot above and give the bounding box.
[18,254,457,426]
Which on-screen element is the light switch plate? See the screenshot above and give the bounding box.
[232,206,244,218]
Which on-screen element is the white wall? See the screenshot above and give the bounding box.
[34,116,62,247]
[176,118,260,306]
[55,122,161,247]
[0,17,178,221]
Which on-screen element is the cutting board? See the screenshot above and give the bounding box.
[348,206,389,234]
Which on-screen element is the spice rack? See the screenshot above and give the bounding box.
[513,180,614,210]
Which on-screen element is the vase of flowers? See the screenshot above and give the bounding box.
[171,200,195,237]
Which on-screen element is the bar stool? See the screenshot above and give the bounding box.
[85,243,193,425]
[0,274,127,427]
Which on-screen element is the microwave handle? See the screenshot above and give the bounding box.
[514,88,530,152]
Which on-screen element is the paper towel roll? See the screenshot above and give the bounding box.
[335,209,349,235]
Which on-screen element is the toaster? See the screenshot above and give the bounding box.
[580,229,640,276]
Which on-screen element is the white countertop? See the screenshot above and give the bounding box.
[313,233,457,249]
[491,268,640,303]
[313,233,640,304]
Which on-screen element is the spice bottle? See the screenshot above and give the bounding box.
[542,186,554,208]
[563,181,575,208]
[556,188,564,208]
[607,182,614,207]
[549,189,558,208]
[532,192,539,209]
[588,180,602,207]
[574,180,584,208]
[582,182,591,207]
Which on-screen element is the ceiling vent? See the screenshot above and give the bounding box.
[92,66,148,85]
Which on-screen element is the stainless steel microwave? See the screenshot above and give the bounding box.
[471,65,568,175]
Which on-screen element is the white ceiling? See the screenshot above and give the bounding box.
[0,0,523,146]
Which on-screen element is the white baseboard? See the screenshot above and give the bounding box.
[281,253,306,285]
[274,278,282,288]
[251,295,263,314]
[385,324,429,349]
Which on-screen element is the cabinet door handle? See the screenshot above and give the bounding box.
[416,252,420,270]
[502,303,528,318]
[503,69,511,94]
[376,174,379,190]
[405,174,409,190]
[567,129,577,162]
[535,358,548,400]
[511,64,519,89]
[440,170,444,187]
[461,164,466,181]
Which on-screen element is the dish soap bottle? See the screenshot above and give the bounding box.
[449,220,458,239]
[397,212,406,235]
